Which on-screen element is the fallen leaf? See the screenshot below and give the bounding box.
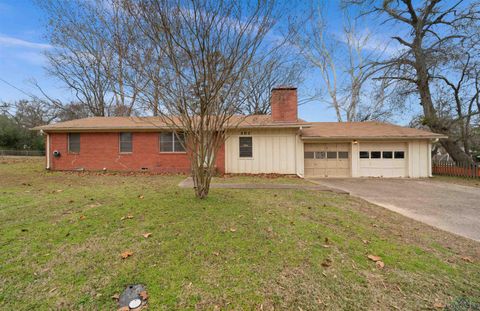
[56,189,63,193]
[433,302,446,309]
[367,255,382,262]
[138,195,144,199]
[230,228,237,232]
[322,245,331,248]
[461,256,474,263]
[121,215,134,221]
[121,250,133,259]
[321,258,332,268]
[362,239,369,244]
[111,293,120,300]
[79,215,86,220]
[142,232,152,238]
[376,261,385,269]
[213,251,220,256]
[139,290,148,300]
[367,254,382,262]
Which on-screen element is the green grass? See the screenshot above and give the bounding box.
[1,157,479,310]
[431,175,480,188]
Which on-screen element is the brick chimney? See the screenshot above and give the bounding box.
[271,87,298,122]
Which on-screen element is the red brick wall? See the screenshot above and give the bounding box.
[47,132,225,174]
[271,88,298,122]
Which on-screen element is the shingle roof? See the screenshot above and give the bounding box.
[33,117,445,139]
[301,122,446,139]
[33,115,309,132]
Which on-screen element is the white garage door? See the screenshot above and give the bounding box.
[359,142,407,177]
[304,143,350,177]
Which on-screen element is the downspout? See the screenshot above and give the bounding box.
[45,131,50,170]
[296,126,303,178]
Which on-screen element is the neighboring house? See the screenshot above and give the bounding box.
[33,87,445,178]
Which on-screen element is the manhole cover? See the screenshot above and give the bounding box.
[118,284,148,309]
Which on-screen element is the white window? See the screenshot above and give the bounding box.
[119,133,132,153]
[239,137,252,158]
[160,132,185,152]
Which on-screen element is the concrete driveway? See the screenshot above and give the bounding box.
[309,178,480,241]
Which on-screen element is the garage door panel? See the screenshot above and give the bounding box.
[304,143,351,177]
[359,142,407,177]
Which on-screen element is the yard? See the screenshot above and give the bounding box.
[1,157,479,310]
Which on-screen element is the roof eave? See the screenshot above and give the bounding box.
[301,135,447,140]
[34,123,312,132]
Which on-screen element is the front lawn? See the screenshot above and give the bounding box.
[1,157,479,310]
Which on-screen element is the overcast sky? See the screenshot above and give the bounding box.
[0,0,421,123]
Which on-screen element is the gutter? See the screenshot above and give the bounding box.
[301,135,447,141]
[32,124,313,133]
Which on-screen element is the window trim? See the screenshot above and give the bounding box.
[370,151,382,159]
[119,132,133,154]
[382,151,393,159]
[394,151,405,159]
[359,151,369,159]
[326,151,337,159]
[159,132,186,153]
[68,133,80,154]
[304,151,314,159]
[338,151,349,159]
[239,136,253,159]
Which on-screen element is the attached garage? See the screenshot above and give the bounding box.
[358,142,407,177]
[304,143,350,177]
[300,122,446,178]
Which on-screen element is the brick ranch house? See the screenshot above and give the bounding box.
[33,87,445,178]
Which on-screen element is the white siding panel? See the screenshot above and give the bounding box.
[408,140,430,177]
[225,129,298,174]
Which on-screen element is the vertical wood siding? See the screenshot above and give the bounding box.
[225,128,299,174]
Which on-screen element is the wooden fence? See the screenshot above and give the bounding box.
[432,161,480,178]
[0,150,45,156]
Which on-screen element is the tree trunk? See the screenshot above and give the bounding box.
[412,40,472,163]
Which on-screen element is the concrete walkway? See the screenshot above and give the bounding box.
[178,177,348,193]
[309,178,480,242]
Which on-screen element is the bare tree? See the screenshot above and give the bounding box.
[241,55,305,115]
[126,0,286,198]
[296,3,382,122]
[98,0,149,115]
[12,99,57,128]
[346,0,480,162]
[41,0,113,116]
[431,49,480,157]
[40,0,148,117]
[56,102,92,122]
